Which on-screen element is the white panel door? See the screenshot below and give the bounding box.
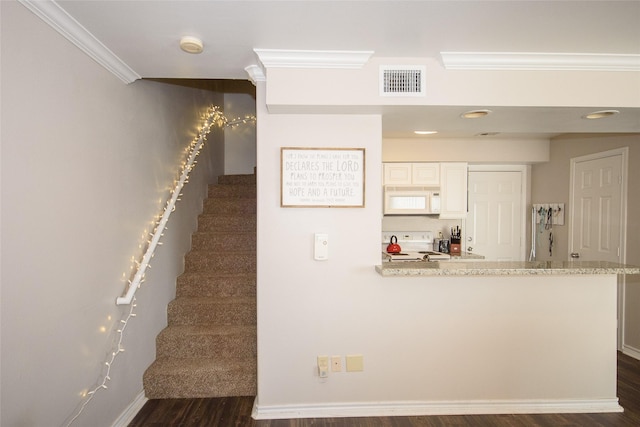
[569,152,624,262]
[569,149,627,350]
[466,171,523,261]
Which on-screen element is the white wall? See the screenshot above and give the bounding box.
[255,81,385,408]
[254,80,619,417]
[1,2,223,425]
[382,138,550,164]
[266,57,640,110]
[224,93,257,175]
[531,134,640,356]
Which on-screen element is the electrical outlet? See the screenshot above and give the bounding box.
[331,355,342,372]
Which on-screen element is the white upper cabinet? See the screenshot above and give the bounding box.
[412,163,440,185]
[439,162,468,219]
[384,163,440,186]
[383,163,412,185]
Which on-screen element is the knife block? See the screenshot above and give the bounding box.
[450,238,461,255]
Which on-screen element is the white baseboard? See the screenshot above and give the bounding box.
[111,391,148,427]
[252,398,622,420]
[622,344,640,361]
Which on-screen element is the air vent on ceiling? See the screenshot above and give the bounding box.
[380,65,426,97]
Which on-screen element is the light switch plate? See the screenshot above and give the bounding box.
[317,355,329,378]
[314,233,329,260]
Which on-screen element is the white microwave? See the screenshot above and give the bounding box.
[384,186,440,215]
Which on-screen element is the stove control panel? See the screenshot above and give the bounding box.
[382,231,433,245]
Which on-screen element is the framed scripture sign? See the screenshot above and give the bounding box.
[281,147,365,207]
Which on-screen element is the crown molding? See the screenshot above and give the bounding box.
[254,49,374,69]
[440,52,640,72]
[18,0,140,84]
[244,65,266,85]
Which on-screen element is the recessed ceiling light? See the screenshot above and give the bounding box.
[582,110,620,119]
[414,130,438,135]
[180,36,204,54]
[461,109,492,119]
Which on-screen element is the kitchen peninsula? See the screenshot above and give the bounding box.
[373,260,640,415]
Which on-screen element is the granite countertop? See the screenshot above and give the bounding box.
[448,252,484,260]
[376,260,640,277]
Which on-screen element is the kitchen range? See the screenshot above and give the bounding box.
[382,231,451,262]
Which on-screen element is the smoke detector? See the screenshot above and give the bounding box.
[180,36,204,54]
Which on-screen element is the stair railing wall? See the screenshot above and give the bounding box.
[65,105,255,426]
[115,107,256,305]
[116,108,216,305]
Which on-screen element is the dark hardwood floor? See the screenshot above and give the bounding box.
[130,352,640,426]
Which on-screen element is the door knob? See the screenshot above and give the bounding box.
[570,252,580,259]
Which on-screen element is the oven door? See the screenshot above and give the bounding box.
[382,251,425,262]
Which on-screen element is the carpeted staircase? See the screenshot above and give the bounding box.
[143,173,257,398]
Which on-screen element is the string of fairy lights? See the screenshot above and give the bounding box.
[65,105,256,426]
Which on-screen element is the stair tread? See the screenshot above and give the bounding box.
[148,357,256,372]
[170,296,255,304]
[192,231,255,235]
[186,250,255,255]
[160,324,255,336]
[178,271,256,278]
[145,172,257,399]
[186,247,255,252]
[198,212,256,216]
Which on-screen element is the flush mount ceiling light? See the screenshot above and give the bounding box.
[414,130,438,135]
[582,110,620,119]
[461,109,492,119]
[180,36,204,54]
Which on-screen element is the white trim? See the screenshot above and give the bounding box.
[252,398,622,420]
[623,345,640,361]
[18,0,140,84]
[111,391,147,427]
[440,52,640,72]
[254,49,374,69]
[245,65,266,85]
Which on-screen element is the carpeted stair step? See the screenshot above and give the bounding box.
[156,325,256,359]
[167,297,256,326]
[143,172,257,400]
[208,184,256,199]
[217,174,256,186]
[197,214,256,232]
[191,231,255,252]
[143,357,257,399]
[176,273,256,298]
[202,198,256,215]
[184,251,255,274]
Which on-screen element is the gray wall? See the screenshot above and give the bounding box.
[1,2,224,425]
[224,93,257,175]
[531,133,640,353]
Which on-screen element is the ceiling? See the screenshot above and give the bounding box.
[45,1,640,138]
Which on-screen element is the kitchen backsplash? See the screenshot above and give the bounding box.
[382,215,464,240]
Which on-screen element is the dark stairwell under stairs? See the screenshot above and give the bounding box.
[143,173,257,398]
